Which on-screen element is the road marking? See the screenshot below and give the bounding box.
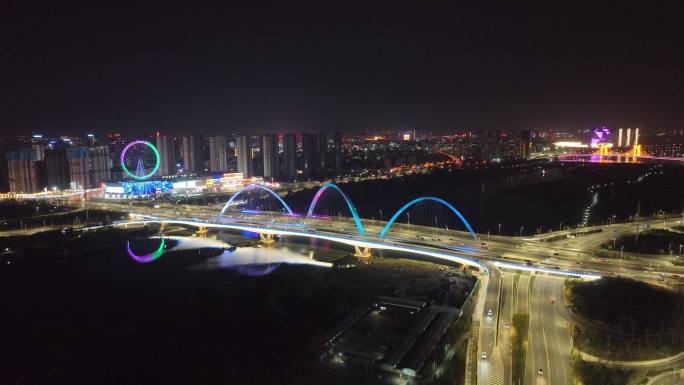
[541,279,552,384]
[488,346,505,385]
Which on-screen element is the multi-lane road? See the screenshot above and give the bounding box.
[526,276,573,385]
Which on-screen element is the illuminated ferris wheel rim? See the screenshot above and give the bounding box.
[120,140,161,180]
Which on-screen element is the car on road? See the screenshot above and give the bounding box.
[550,298,555,304]
[538,368,544,375]
[503,322,510,329]
[481,352,487,360]
[487,309,493,317]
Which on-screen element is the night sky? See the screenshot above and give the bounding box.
[1,2,683,135]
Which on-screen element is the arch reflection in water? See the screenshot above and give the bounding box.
[126,236,232,264]
[127,238,166,263]
[200,247,333,276]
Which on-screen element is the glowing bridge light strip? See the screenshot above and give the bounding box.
[219,183,294,216]
[127,238,165,263]
[120,140,161,180]
[99,218,602,280]
[110,218,488,271]
[492,260,601,280]
[379,196,477,240]
[306,183,365,236]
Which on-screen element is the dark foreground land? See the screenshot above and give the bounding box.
[567,277,684,360]
[0,227,472,385]
[603,228,684,255]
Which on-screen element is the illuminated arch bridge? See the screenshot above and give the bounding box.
[218,183,478,240]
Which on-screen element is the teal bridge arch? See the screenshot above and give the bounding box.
[378,196,477,240]
[307,183,365,235]
[219,183,294,216]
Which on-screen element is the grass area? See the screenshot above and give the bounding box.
[511,313,529,385]
[602,229,684,255]
[572,355,633,385]
[567,278,684,360]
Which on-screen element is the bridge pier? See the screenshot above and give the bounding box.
[259,233,276,244]
[196,225,208,238]
[354,246,372,258]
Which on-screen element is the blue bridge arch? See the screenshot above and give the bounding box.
[307,183,365,235]
[378,196,477,240]
[219,184,294,216]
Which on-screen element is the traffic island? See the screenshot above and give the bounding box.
[511,313,529,385]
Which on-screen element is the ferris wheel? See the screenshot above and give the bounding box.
[120,140,160,180]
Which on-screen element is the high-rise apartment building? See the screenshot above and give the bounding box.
[236,134,253,178]
[67,146,112,189]
[261,134,279,181]
[283,133,297,180]
[156,134,176,176]
[44,148,70,190]
[5,149,41,193]
[181,135,203,175]
[301,133,330,178]
[209,135,228,172]
[332,132,343,173]
[317,133,329,175]
[520,130,532,159]
[301,133,315,178]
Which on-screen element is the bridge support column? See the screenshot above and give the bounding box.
[354,246,372,258]
[196,225,208,238]
[259,233,276,244]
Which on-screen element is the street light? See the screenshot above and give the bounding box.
[434,216,438,236]
[519,226,524,236]
[498,223,502,236]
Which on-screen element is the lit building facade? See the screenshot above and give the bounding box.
[67,146,112,189]
[181,134,203,175]
[5,149,41,193]
[156,134,176,176]
[261,134,279,181]
[236,134,252,178]
[283,133,297,180]
[209,135,228,172]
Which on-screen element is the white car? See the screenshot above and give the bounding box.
[487,309,493,317]
[481,352,487,360]
[538,368,544,375]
